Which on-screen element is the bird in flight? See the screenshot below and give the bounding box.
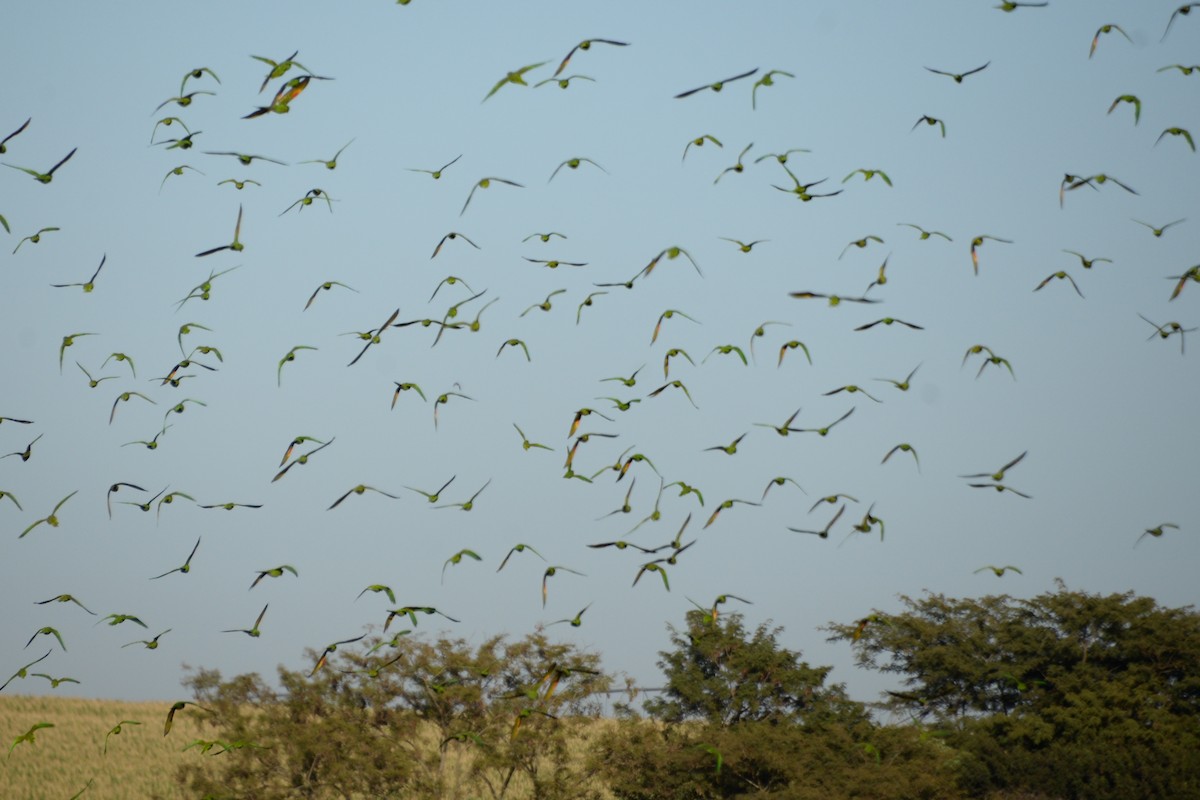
[484,62,548,101]
[554,39,628,76]
[1163,5,1200,41]
[975,565,1022,576]
[223,605,268,638]
[1090,24,1132,58]
[51,254,106,292]
[1136,523,1181,546]
[195,205,244,257]
[3,146,77,184]
[675,68,758,99]
[751,70,794,109]
[0,117,31,155]
[406,154,461,180]
[924,62,989,83]
[461,177,523,215]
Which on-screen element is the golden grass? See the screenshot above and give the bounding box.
[0,694,216,800]
[1,694,618,799]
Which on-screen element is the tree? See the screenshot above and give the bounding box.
[826,582,1200,800]
[645,609,853,726]
[175,630,611,800]
[595,610,964,800]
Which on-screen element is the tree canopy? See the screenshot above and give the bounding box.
[826,582,1200,800]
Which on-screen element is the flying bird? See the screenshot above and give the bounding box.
[714,143,753,183]
[12,226,61,254]
[497,543,544,572]
[460,177,523,215]
[300,139,354,170]
[3,146,76,184]
[163,701,209,736]
[789,291,879,306]
[222,604,268,637]
[1162,5,1200,41]
[839,235,883,259]
[875,363,921,392]
[912,115,946,137]
[1107,94,1142,124]
[328,484,400,510]
[882,444,921,471]
[1136,523,1181,546]
[1034,271,1084,297]
[0,117,31,155]
[1156,127,1196,151]
[310,635,367,676]
[969,234,1013,275]
[431,231,480,259]
[899,223,952,241]
[675,68,759,99]
[150,537,201,580]
[304,280,358,310]
[194,205,244,257]
[751,69,794,109]
[202,150,287,166]
[251,49,308,92]
[19,491,78,539]
[536,74,595,89]
[347,308,400,366]
[9,722,54,756]
[924,62,989,83]
[1133,218,1185,238]
[51,254,106,293]
[542,565,585,606]
[406,154,462,179]
[704,498,761,529]
[842,168,892,187]
[968,483,1032,498]
[682,134,722,162]
[1090,24,1132,57]
[554,38,628,76]
[484,62,548,101]
[1062,249,1113,269]
[435,478,491,511]
[1139,314,1196,354]
[277,345,318,386]
[441,549,482,583]
[550,156,608,182]
[1168,265,1200,300]
[975,565,1023,576]
[250,565,297,590]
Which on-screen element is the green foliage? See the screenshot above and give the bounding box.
[595,611,963,799]
[175,631,611,800]
[827,582,1200,800]
[645,610,853,726]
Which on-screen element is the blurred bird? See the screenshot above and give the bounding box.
[1090,24,1132,57]
[484,62,548,101]
[555,39,628,76]
[751,70,794,109]
[4,146,77,184]
[925,62,989,83]
[675,68,758,99]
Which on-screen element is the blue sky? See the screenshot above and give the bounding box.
[1,1,1197,705]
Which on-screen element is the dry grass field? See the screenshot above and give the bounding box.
[0,694,216,800]
[1,693,618,800]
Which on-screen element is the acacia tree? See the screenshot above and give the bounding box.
[826,583,1200,800]
[174,630,611,800]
